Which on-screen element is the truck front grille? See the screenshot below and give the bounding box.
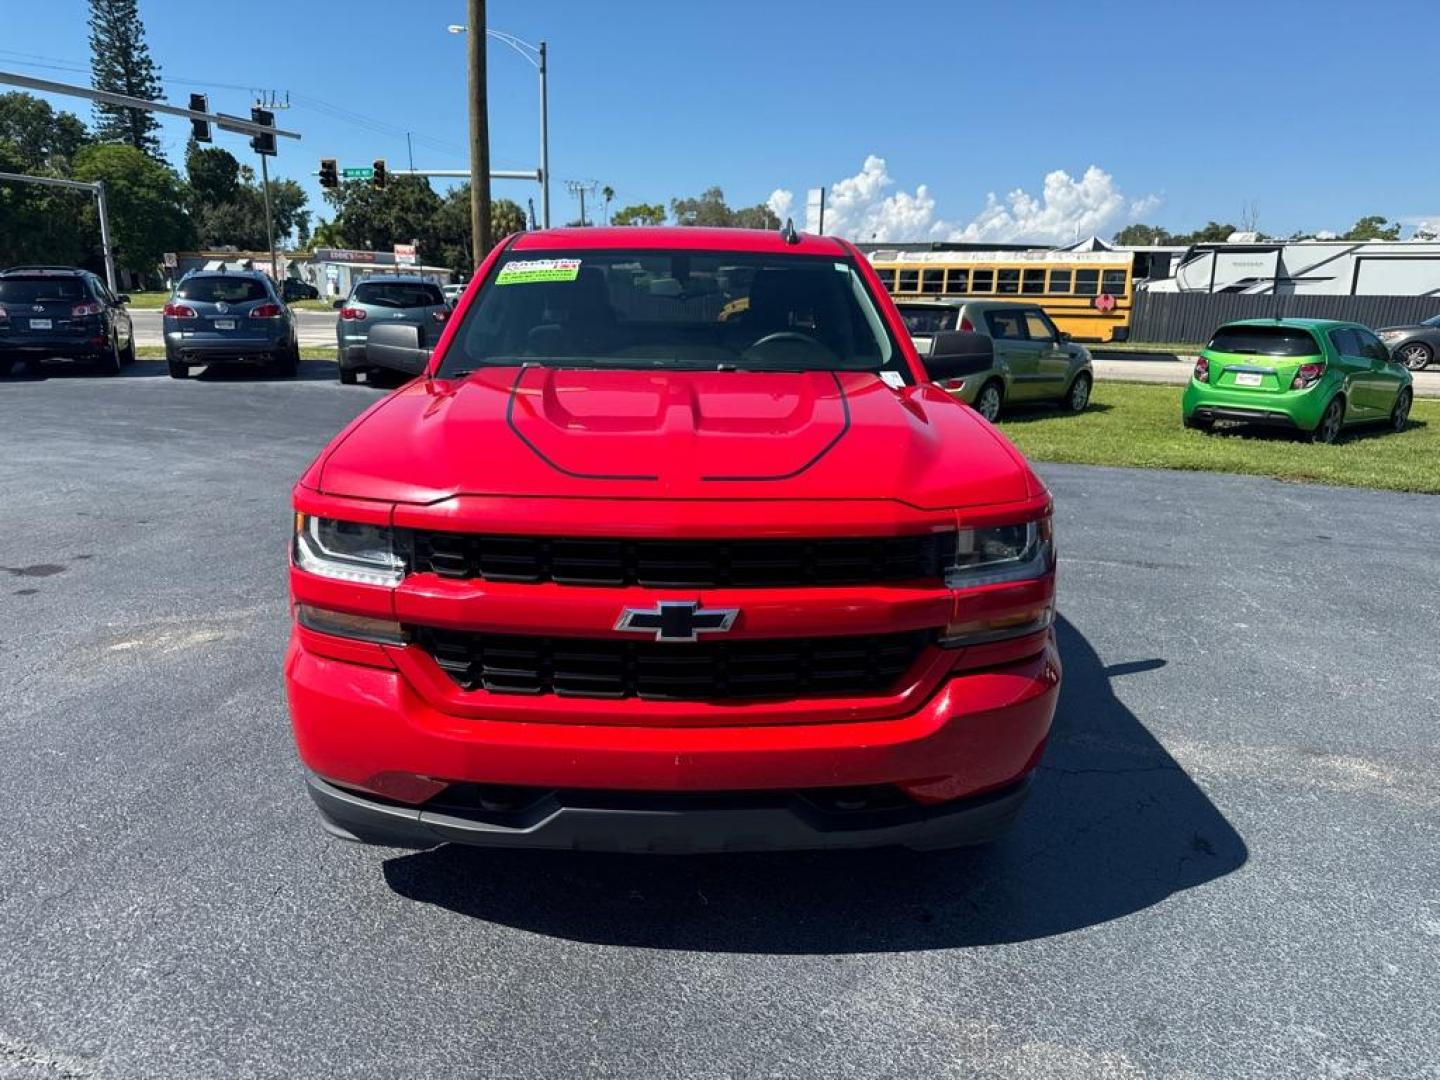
[406,531,956,588]
[412,627,933,701]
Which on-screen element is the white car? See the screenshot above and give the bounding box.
[442,283,465,306]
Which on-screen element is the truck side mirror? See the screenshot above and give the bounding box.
[922,330,994,384]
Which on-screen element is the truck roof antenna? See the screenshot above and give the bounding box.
[780,218,801,245]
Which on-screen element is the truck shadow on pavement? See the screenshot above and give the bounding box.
[382,618,1248,951]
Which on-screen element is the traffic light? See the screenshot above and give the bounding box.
[319,158,338,189]
[189,93,211,143]
[250,107,276,156]
[372,159,387,190]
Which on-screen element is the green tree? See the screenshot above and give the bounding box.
[185,140,240,207]
[183,143,308,249]
[1342,215,1401,241]
[398,184,524,272]
[0,92,91,172]
[0,142,93,268]
[88,0,165,158]
[670,186,778,229]
[671,186,734,227]
[321,175,441,252]
[732,203,780,230]
[72,143,193,275]
[1112,223,1173,246]
[611,202,666,227]
[1172,221,1236,245]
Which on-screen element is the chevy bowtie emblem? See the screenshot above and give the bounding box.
[615,601,738,642]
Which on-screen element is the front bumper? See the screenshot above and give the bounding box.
[285,632,1060,852]
[306,769,1033,853]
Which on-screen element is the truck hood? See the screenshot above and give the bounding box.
[315,367,1038,509]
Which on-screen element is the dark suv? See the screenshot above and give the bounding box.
[163,270,301,379]
[0,266,135,376]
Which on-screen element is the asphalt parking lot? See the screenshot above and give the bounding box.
[1,363,1437,1080]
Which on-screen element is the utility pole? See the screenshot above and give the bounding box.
[566,179,597,227]
[406,131,415,172]
[467,0,493,263]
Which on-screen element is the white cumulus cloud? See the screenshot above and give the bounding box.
[793,156,1160,245]
[766,188,794,225]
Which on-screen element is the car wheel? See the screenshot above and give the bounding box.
[339,365,358,385]
[1390,388,1413,433]
[120,337,137,366]
[96,337,123,376]
[1183,414,1213,432]
[974,380,1003,423]
[166,347,188,379]
[1310,396,1344,444]
[1063,372,1092,413]
[1397,342,1432,371]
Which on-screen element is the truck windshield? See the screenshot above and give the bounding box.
[442,250,901,377]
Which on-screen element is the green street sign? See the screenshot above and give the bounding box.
[342,167,374,179]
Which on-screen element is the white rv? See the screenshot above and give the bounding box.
[1144,241,1440,296]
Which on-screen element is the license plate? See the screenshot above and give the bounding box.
[213,319,236,330]
[1234,372,1263,387]
[29,318,52,330]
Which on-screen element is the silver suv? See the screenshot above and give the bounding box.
[335,276,449,385]
[896,298,1093,421]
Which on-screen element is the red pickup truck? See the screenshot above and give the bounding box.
[285,225,1060,853]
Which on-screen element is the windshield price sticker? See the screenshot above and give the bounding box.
[496,259,582,286]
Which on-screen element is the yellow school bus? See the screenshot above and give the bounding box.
[868,249,1136,341]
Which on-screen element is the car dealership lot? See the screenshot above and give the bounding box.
[1,368,1437,1079]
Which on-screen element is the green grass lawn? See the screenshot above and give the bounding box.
[996,381,1438,495]
[1091,341,1204,355]
[124,293,335,313]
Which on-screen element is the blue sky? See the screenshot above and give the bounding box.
[5,0,1437,241]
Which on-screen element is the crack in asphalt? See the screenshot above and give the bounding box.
[0,1035,95,1079]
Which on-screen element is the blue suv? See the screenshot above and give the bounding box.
[0,266,135,376]
[163,270,300,379]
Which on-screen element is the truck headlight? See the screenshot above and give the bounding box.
[293,514,405,587]
[941,518,1055,648]
[945,519,1053,589]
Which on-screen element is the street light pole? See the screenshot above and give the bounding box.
[447,25,548,229]
[538,41,550,228]
[259,152,278,282]
[467,0,493,263]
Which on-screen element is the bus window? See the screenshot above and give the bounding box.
[996,268,1020,294]
[1075,269,1100,295]
[898,268,919,292]
[971,268,994,293]
[1102,269,1127,297]
[1021,268,1045,295]
[946,268,969,294]
[1049,268,1072,294]
[921,269,944,295]
[874,267,896,290]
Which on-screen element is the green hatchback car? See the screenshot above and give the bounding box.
[1182,319,1413,443]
